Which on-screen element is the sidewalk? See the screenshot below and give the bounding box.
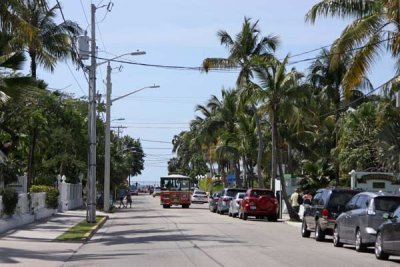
[0,209,109,266]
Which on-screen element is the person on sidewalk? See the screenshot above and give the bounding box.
[126,190,132,208]
[290,188,300,213]
[118,188,126,208]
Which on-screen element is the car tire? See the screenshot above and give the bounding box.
[233,213,237,218]
[315,221,325,241]
[228,211,232,217]
[243,212,248,220]
[301,218,311,238]
[375,232,389,260]
[162,204,170,209]
[355,229,366,252]
[333,225,343,247]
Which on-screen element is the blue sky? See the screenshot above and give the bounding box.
[31,0,395,185]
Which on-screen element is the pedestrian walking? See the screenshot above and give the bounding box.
[118,188,126,208]
[302,190,313,205]
[290,188,300,213]
[126,190,132,208]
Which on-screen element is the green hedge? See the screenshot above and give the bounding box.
[0,188,19,216]
[30,185,59,209]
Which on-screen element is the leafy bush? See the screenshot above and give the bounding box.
[30,185,59,209]
[0,188,19,216]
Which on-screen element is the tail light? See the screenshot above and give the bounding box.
[322,208,329,219]
[223,197,230,202]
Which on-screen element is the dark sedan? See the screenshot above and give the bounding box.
[375,205,400,260]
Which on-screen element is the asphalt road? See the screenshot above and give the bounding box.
[63,194,400,267]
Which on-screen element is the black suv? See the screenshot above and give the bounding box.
[301,187,358,241]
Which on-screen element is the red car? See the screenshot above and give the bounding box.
[238,188,279,221]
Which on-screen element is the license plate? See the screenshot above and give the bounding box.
[250,206,256,210]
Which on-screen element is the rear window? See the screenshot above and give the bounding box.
[194,191,206,195]
[226,189,246,197]
[328,191,357,209]
[374,197,400,212]
[251,190,275,198]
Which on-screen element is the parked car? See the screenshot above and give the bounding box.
[301,187,358,241]
[129,186,139,196]
[333,192,400,252]
[209,191,221,213]
[375,205,400,260]
[228,192,246,217]
[217,188,247,215]
[152,187,161,197]
[238,188,279,221]
[191,189,208,204]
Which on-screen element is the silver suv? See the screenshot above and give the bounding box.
[217,188,246,214]
[333,192,400,251]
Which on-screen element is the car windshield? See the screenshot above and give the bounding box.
[374,196,400,212]
[328,191,356,211]
[250,190,274,198]
[226,189,246,197]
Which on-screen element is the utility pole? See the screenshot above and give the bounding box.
[104,63,112,212]
[87,3,97,223]
[111,125,127,150]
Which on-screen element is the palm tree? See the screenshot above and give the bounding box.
[255,56,306,220]
[203,17,279,186]
[306,0,400,96]
[307,48,373,184]
[12,1,81,78]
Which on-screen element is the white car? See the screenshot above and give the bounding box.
[191,190,208,204]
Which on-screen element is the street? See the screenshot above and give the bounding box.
[64,195,399,267]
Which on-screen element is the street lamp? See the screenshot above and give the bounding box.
[103,65,159,212]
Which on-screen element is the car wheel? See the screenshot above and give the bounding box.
[162,204,170,209]
[243,212,248,220]
[375,232,389,260]
[301,218,311,238]
[333,225,343,247]
[355,229,366,252]
[239,210,243,219]
[228,211,232,217]
[232,212,237,218]
[315,221,325,241]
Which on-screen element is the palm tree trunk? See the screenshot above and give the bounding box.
[253,104,264,187]
[277,137,300,221]
[27,127,38,188]
[271,110,277,191]
[29,50,37,79]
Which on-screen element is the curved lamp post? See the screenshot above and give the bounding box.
[103,81,160,212]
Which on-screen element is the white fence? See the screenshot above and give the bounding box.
[0,174,84,234]
[0,192,57,234]
[57,175,83,211]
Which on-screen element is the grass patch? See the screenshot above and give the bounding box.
[55,216,106,242]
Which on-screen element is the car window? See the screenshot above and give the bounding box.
[355,195,369,209]
[226,189,246,197]
[194,191,206,195]
[345,195,359,210]
[238,193,246,199]
[393,207,400,218]
[312,192,322,205]
[250,190,274,198]
[374,197,400,212]
[328,191,358,211]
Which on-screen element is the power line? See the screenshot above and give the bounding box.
[319,75,398,118]
[141,139,172,144]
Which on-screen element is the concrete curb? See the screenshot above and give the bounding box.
[82,215,108,242]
